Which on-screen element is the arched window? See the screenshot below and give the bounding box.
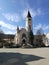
[22,33,26,38]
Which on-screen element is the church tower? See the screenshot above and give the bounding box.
[26,11,32,32]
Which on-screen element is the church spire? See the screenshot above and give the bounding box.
[26,10,32,32]
[27,11,31,17]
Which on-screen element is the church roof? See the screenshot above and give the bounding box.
[27,11,31,17]
[0,34,15,39]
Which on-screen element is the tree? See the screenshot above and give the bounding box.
[28,30,34,46]
[0,25,4,34]
[36,28,44,35]
[0,25,4,47]
[36,28,45,47]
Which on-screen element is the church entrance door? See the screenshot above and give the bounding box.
[21,39,26,47]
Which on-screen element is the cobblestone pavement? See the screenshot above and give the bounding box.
[0,48,49,65]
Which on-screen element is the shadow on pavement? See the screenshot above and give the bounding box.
[0,52,45,65]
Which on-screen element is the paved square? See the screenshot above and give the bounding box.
[0,48,49,65]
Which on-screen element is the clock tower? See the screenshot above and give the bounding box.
[26,11,32,32]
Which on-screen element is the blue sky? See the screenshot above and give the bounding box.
[0,0,49,34]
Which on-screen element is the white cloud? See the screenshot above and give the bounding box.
[5,30,15,34]
[0,20,24,34]
[2,13,20,22]
[0,21,16,30]
[22,8,42,19]
[5,26,24,34]
[34,23,42,30]
[34,23,49,30]
[43,25,49,30]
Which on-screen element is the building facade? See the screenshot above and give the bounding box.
[14,11,33,47]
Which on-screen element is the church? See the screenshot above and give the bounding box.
[14,11,33,47]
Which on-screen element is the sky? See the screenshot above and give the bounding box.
[0,0,49,35]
